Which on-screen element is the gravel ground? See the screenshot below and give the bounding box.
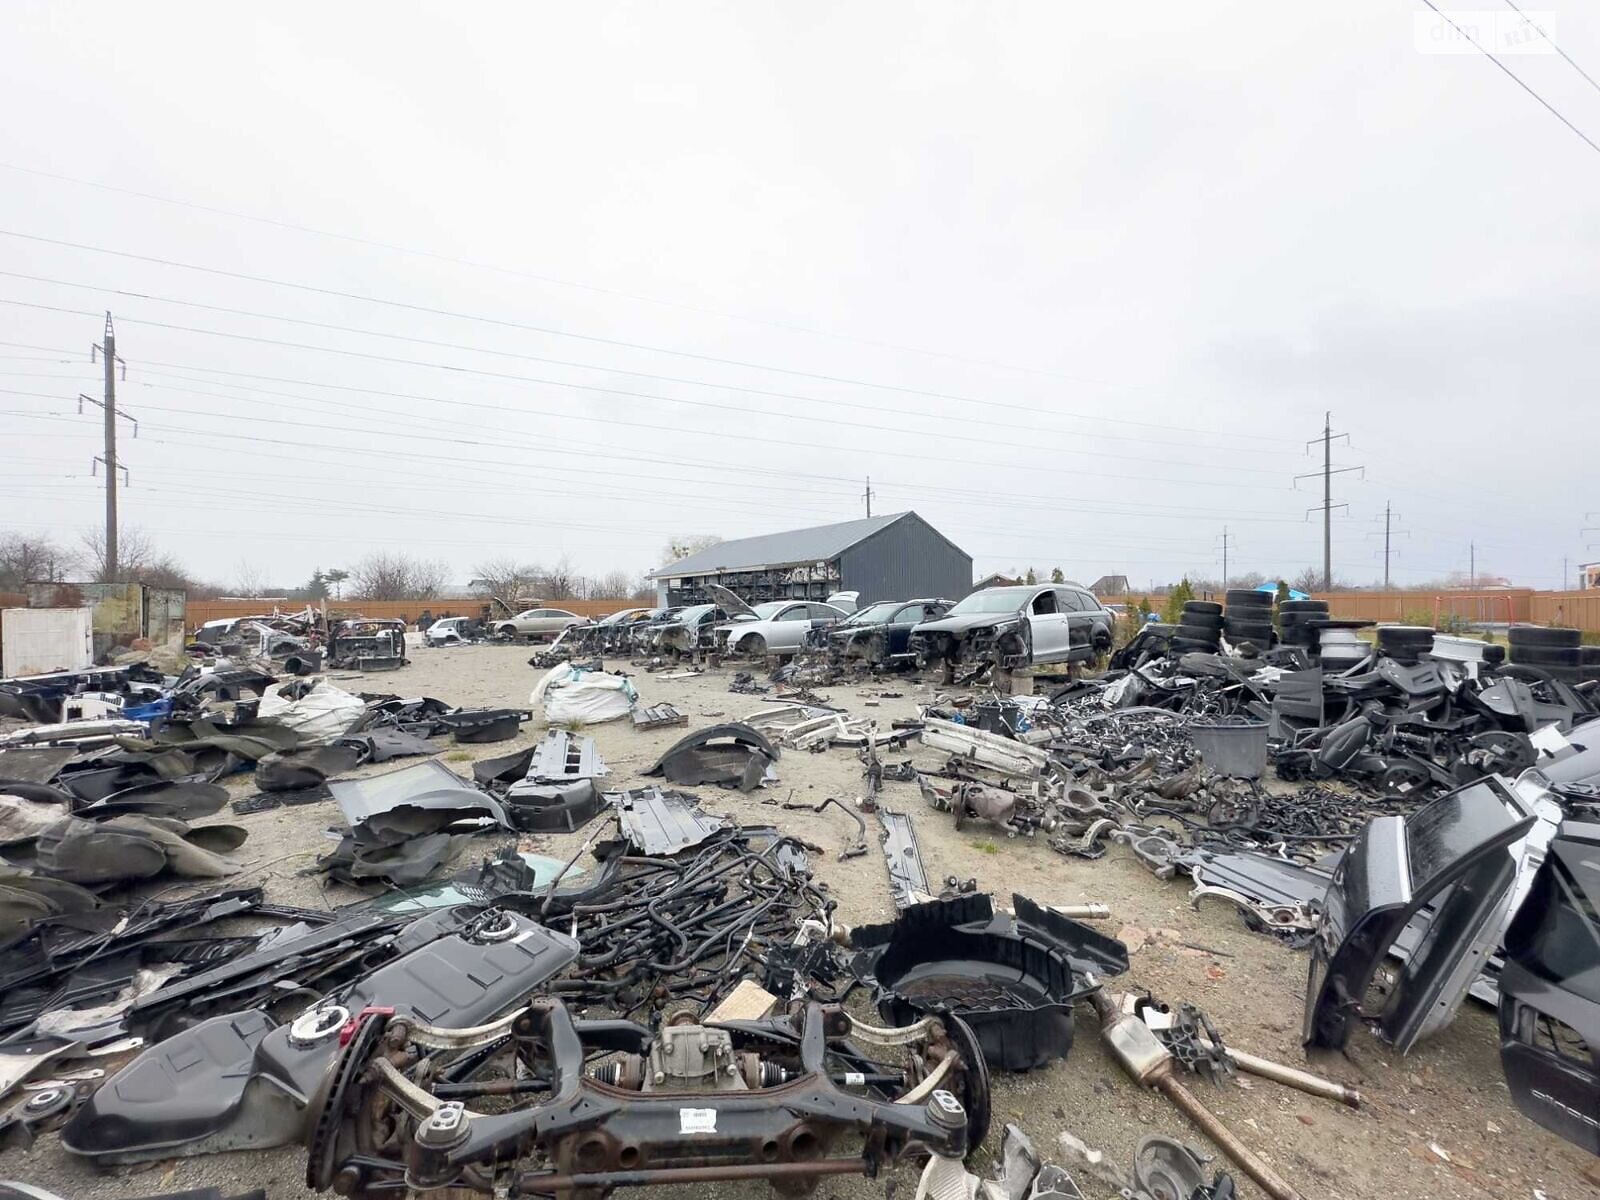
[6,640,1598,1199]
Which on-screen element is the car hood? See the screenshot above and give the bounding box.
[912,612,1019,636]
[707,585,758,619]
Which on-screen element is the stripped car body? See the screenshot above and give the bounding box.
[910,585,1110,675]
[809,598,952,669]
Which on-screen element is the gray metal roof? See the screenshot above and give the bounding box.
[651,513,913,578]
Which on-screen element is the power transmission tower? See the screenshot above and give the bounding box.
[1364,502,1406,588]
[85,312,134,579]
[862,476,874,518]
[1295,412,1363,590]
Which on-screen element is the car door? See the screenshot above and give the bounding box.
[1025,588,1074,663]
[766,604,815,650]
[1071,590,1109,650]
[886,603,929,656]
[1057,590,1095,657]
[806,603,845,637]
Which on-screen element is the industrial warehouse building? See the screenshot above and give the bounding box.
[650,512,973,607]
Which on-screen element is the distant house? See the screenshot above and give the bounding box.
[1088,574,1130,597]
[972,572,1020,591]
[649,512,971,606]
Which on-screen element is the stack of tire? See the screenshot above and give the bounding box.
[1508,625,1583,683]
[1171,600,1224,651]
[1376,625,1435,664]
[1223,589,1275,649]
[1276,598,1331,651]
[1583,645,1600,684]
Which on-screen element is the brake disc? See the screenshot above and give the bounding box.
[1132,1135,1209,1200]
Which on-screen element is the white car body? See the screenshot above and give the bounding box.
[494,607,585,640]
[424,617,473,645]
[707,586,859,657]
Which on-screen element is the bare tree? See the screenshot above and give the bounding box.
[1288,566,1349,594]
[471,558,545,612]
[408,557,448,599]
[0,533,71,591]
[592,569,636,599]
[232,559,269,598]
[538,555,579,599]
[75,526,196,590]
[659,534,723,566]
[349,552,449,600]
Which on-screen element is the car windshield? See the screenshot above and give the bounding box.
[749,602,786,619]
[946,587,1033,615]
[841,601,900,626]
[676,604,714,624]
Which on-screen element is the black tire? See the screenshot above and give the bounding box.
[1279,600,1330,615]
[1581,646,1600,666]
[1226,589,1274,608]
[1169,637,1221,653]
[1175,624,1221,644]
[1182,600,1223,617]
[1510,647,1581,667]
[1508,625,1582,649]
[1484,644,1506,665]
[1225,618,1274,638]
[1180,611,1224,631]
[1377,624,1435,639]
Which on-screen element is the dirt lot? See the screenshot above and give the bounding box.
[7,641,1597,1199]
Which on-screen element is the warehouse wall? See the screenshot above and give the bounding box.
[838,513,973,605]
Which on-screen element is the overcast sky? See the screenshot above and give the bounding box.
[2,2,1597,594]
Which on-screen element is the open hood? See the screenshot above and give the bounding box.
[826,590,860,613]
[707,584,757,619]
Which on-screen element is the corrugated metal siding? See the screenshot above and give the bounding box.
[837,513,972,604]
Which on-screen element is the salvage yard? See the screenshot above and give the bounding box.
[6,639,1596,1200]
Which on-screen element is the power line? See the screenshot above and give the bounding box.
[0,294,1286,478]
[1501,0,1600,97]
[0,160,1311,411]
[1418,0,1600,157]
[0,235,1298,447]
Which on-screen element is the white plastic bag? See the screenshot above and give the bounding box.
[257,679,367,743]
[530,663,638,726]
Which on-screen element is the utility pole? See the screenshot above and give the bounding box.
[1563,556,1569,590]
[1296,412,1363,591]
[84,312,132,580]
[1469,543,1476,588]
[863,476,873,518]
[1365,503,1406,588]
[1215,527,1230,589]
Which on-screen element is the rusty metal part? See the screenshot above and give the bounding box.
[1088,990,1301,1200]
[1194,1038,1362,1108]
[515,1157,867,1191]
